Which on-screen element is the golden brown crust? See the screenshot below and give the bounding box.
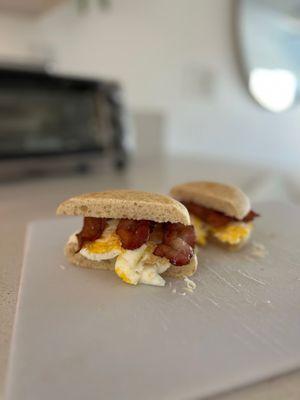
[57,190,190,225]
[64,238,197,279]
[170,181,250,220]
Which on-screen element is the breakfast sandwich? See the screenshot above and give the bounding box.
[170,181,259,248]
[57,190,197,286]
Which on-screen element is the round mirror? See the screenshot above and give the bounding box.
[237,0,300,112]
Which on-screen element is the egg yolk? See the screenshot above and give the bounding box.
[114,267,135,284]
[211,223,252,245]
[191,214,252,246]
[190,215,208,246]
[83,233,123,254]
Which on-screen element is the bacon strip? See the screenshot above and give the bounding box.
[182,201,259,228]
[154,223,195,266]
[75,216,197,267]
[243,210,259,222]
[116,219,151,250]
[164,223,196,248]
[76,217,107,252]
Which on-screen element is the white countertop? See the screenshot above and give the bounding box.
[1,155,299,399]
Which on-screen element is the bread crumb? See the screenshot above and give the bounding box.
[172,288,177,294]
[178,292,186,296]
[250,242,268,258]
[59,264,66,270]
[184,276,197,292]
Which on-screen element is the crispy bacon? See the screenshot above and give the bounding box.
[154,223,195,266]
[243,210,259,222]
[76,217,107,252]
[182,201,259,228]
[116,219,151,250]
[164,223,196,248]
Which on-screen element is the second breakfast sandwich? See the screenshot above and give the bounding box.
[170,181,259,248]
[57,190,197,287]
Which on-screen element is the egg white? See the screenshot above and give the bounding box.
[114,244,148,285]
[80,247,121,261]
[115,244,170,286]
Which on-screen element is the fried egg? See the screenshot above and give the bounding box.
[115,242,170,286]
[114,244,147,285]
[190,214,208,246]
[190,214,252,246]
[211,222,252,245]
[139,244,170,286]
[79,219,123,261]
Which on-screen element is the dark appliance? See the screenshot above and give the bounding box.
[0,65,127,178]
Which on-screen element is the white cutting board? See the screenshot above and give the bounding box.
[5,202,300,400]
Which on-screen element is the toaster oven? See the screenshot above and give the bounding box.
[0,66,127,177]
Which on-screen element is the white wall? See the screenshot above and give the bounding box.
[0,12,36,60]
[13,0,300,170]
